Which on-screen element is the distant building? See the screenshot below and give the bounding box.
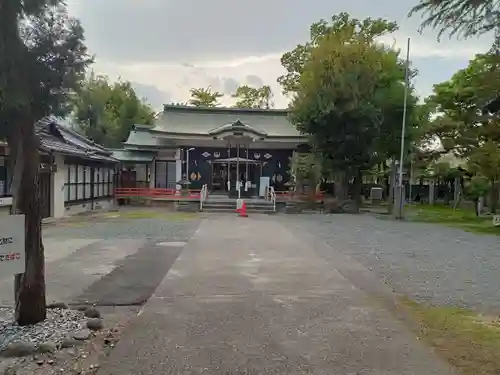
[113,105,308,198]
[0,117,118,218]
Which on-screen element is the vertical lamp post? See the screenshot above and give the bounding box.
[395,37,411,219]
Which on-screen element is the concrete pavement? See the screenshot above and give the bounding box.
[0,215,200,307]
[98,216,456,375]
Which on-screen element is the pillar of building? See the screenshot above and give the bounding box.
[149,159,156,188]
[51,154,66,218]
[175,148,182,189]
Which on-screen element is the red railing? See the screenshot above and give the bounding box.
[273,190,325,200]
[114,188,202,199]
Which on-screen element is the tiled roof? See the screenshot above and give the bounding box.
[111,149,155,162]
[36,117,117,163]
[124,128,160,146]
[151,105,302,138]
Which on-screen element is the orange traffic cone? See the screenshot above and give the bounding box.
[238,201,248,217]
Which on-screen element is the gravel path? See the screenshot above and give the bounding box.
[43,217,201,241]
[284,214,500,313]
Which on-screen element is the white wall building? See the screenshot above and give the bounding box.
[0,118,118,218]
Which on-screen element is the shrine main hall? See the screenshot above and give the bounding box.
[114,105,308,198]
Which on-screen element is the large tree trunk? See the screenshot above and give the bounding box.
[1,0,46,325]
[335,171,348,201]
[489,180,498,214]
[12,120,46,325]
[352,169,362,212]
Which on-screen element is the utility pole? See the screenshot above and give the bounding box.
[394,37,411,219]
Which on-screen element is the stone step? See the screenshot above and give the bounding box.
[203,203,273,209]
[202,201,275,213]
[202,207,276,214]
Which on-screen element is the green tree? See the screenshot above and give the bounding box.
[73,75,155,148]
[427,53,500,152]
[188,87,223,107]
[289,152,322,197]
[287,14,414,208]
[232,85,273,108]
[425,52,500,211]
[277,12,398,94]
[468,141,500,212]
[409,0,498,39]
[465,175,491,215]
[0,2,91,324]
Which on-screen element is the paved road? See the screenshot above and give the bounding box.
[284,214,500,313]
[98,216,455,375]
[0,215,201,307]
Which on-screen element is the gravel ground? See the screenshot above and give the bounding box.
[284,214,500,313]
[0,308,87,352]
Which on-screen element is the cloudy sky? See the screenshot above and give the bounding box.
[66,0,492,110]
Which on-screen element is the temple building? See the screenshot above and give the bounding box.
[114,105,308,198]
[1,117,118,218]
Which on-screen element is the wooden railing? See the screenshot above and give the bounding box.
[115,188,202,199]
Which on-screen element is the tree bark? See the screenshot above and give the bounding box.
[335,172,348,201]
[490,180,498,214]
[13,120,46,325]
[352,169,363,212]
[1,0,46,325]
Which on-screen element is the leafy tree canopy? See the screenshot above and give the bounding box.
[277,12,398,94]
[188,87,223,107]
[232,85,273,109]
[1,4,92,137]
[73,74,155,148]
[409,0,499,39]
[289,14,418,182]
[426,52,500,155]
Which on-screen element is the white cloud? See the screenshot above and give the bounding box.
[91,32,486,110]
[378,32,490,59]
[92,54,290,108]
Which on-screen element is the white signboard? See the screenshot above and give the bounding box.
[0,197,13,207]
[494,215,500,227]
[0,215,25,275]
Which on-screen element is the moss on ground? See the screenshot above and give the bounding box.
[400,298,500,375]
[406,204,500,236]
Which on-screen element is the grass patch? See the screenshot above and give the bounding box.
[103,210,199,220]
[406,204,500,236]
[400,298,500,375]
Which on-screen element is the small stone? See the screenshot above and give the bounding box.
[38,341,57,353]
[61,338,82,348]
[36,360,44,366]
[86,318,104,331]
[84,307,101,318]
[3,367,17,375]
[1,342,37,357]
[47,302,69,309]
[73,329,92,341]
[48,359,54,365]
